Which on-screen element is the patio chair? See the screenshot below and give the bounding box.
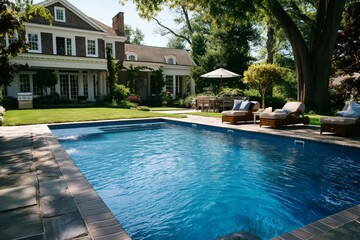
[259,101,310,128]
[196,96,210,112]
[320,101,360,136]
[221,100,260,124]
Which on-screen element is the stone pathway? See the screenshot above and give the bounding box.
[0,116,359,240]
[0,125,130,240]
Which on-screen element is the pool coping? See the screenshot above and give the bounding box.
[32,117,360,239]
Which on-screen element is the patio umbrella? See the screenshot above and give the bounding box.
[200,68,240,92]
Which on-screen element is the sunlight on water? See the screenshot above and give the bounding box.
[53,122,360,240]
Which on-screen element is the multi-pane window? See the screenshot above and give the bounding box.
[60,74,79,99]
[19,74,31,92]
[6,31,18,46]
[70,75,79,99]
[60,75,69,98]
[87,40,96,56]
[56,37,72,55]
[128,55,136,61]
[105,42,114,58]
[166,76,173,94]
[55,7,65,22]
[83,75,88,99]
[28,33,39,51]
[66,38,72,55]
[32,77,42,96]
[167,58,174,64]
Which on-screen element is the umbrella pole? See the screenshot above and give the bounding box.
[220,77,222,92]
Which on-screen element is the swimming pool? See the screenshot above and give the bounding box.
[51,120,360,240]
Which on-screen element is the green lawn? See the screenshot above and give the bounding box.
[3,108,184,126]
[185,111,327,126]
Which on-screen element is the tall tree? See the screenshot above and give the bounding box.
[106,48,117,100]
[124,24,145,45]
[266,0,346,112]
[122,0,347,112]
[332,1,360,76]
[0,0,52,88]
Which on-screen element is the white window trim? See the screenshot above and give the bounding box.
[86,38,98,57]
[53,35,76,56]
[105,41,116,59]
[125,51,138,61]
[54,6,66,22]
[26,31,42,53]
[5,31,18,47]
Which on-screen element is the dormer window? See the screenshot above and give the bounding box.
[54,7,66,22]
[164,55,176,64]
[167,58,174,64]
[126,52,138,61]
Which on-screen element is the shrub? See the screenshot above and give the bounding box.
[1,96,18,110]
[0,115,3,126]
[118,100,137,109]
[220,87,244,97]
[113,84,130,104]
[136,106,150,111]
[177,95,197,108]
[126,94,142,104]
[0,106,5,115]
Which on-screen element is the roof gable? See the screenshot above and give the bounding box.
[34,0,107,33]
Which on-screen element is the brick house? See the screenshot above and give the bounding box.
[4,0,194,103]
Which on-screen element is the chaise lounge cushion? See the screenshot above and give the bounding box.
[259,111,287,119]
[221,110,249,117]
[320,117,357,125]
[260,102,305,120]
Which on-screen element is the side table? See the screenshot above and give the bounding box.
[253,111,262,124]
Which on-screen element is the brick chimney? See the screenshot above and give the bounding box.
[112,12,124,35]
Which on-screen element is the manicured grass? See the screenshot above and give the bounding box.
[4,108,184,126]
[185,112,222,118]
[150,107,188,111]
[306,114,327,125]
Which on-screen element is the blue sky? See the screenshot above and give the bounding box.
[33,0,175,47]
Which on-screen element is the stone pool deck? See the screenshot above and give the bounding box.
[0,114,359,240]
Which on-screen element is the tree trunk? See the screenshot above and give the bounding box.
[266,26,275,64]
[268,0,346,113]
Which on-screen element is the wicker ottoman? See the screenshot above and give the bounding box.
[320,117,357,136]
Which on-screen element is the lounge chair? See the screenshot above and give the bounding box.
[259,101,310,128]
[320,101,360,136]
[221,100,260,124]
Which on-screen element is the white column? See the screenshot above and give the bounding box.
[190,77,195,95]
[172,75,176,99]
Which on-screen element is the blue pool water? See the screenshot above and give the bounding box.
[51,121,360,240]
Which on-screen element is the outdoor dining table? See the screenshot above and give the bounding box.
[208,98,224,112]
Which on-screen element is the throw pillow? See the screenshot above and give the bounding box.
[239,100,251,110]
[232,100,243,110]
[343,101,360,118]
[248,102,255,110]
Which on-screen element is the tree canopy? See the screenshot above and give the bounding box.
[122,0,348,113]
[244,63,284,108]
[0,0,52,87]
[124,24,145,45]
